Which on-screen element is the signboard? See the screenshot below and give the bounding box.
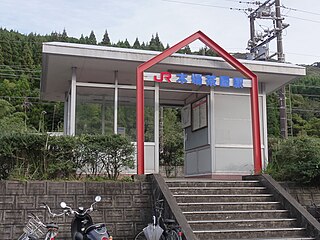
[149,72,249,88]
[192,97,207,131]
[181,104,191,128]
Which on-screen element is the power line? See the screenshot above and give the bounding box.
[283,14,320,24]
[161,0,250,11]
[281,4,320,17]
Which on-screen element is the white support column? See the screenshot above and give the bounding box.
[154,82,160,173]
[114,71,118,134]
[67,91,71,135]
[70,67,77,136]
[64,93,68,135]
[210,88,216,173]
[102,96,106,134]
[261,85,268,170]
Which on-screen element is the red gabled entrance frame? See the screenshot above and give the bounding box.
[136,31,262,175]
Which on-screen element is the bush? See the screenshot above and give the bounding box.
[266,136,320,185]
[0,133,135,180]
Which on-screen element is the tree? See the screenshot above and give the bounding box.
[61,29,68,42]
[133,38,140,49]
[154,33,164,51]
[79,34,86,44]
[123,39,130,48]
[0,99,29,133]
[100,29,111,46]
[1,39,13,65]
[160,108,184,177]
[0,44,4,65]
[20,42,34,68]
[88,31,97,45]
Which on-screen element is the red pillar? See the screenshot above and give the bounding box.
[136,70,144,175]
[251,75,262,174]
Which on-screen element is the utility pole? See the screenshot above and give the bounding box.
[247,0,289,138]
[275,0,288,138]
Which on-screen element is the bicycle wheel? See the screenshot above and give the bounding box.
[165,229,180,240]
[134,230,147,240]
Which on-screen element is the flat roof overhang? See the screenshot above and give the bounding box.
[41,42,306,101]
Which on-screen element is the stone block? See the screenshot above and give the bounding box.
[4,210,24,224]
[90,207,104,221]
[6,181,25,195]
[57,195,76,208]
[104,182,123,194]
[36,195,57,209]
[0,225,12,239]
[0,181,6,195]
[104,208,124,222]
[115,195,132,207]
[312,193,320,205]
[85,182,105,195]
[0,196,14,209]
[140,182,152,194]
[115,222,134,237]
[47,182,66,195]
[124,209,145,221]
[123,182,141,195]
[27,181,46,195]
[16,196,36,209]
[13,225,24,239]
[297,193,313,206]
[133,195,151,207]
[66,182,85,194]
[76,195,96,207]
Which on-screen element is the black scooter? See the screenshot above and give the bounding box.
[60,196,111,240]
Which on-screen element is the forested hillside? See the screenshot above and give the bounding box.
[0,27,319,137]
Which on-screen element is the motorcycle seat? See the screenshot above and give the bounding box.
[84,223,106,234]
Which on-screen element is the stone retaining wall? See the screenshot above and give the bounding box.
[0,180,152,240]
[281,183,320,207]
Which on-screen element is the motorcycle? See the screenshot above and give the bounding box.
[60,196,111,240]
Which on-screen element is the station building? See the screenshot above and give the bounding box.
[41,36,305,178]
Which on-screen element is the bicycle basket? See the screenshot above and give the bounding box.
[23,214,46,238]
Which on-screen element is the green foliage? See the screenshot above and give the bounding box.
[88,31,97,45]
[266,136,320,185]
[0,133,135,180]
[133,38,140,49]
[0,99,32,133]
[100,29,111,46]
[160,108,184,177]
[266,93,280,137]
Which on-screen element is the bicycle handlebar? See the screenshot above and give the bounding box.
[60,196,101,216]
[41,203,66,218]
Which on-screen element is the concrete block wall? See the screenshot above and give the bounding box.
[281,183,320,207]
[0,180,152,240]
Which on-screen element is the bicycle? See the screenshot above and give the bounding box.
[17,203,65,240]
[134,199,183,240]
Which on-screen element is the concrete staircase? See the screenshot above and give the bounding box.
[166,178,314,240]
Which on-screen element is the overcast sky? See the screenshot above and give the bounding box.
[0,0,319,65]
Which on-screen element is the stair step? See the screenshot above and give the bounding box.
[194,228,308,239]
[174,194,274,203]
[189,218,297,230]
[183,209,289,220]
[178,201,282,211]
[169,186,268,194]
[166,179,262,188]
